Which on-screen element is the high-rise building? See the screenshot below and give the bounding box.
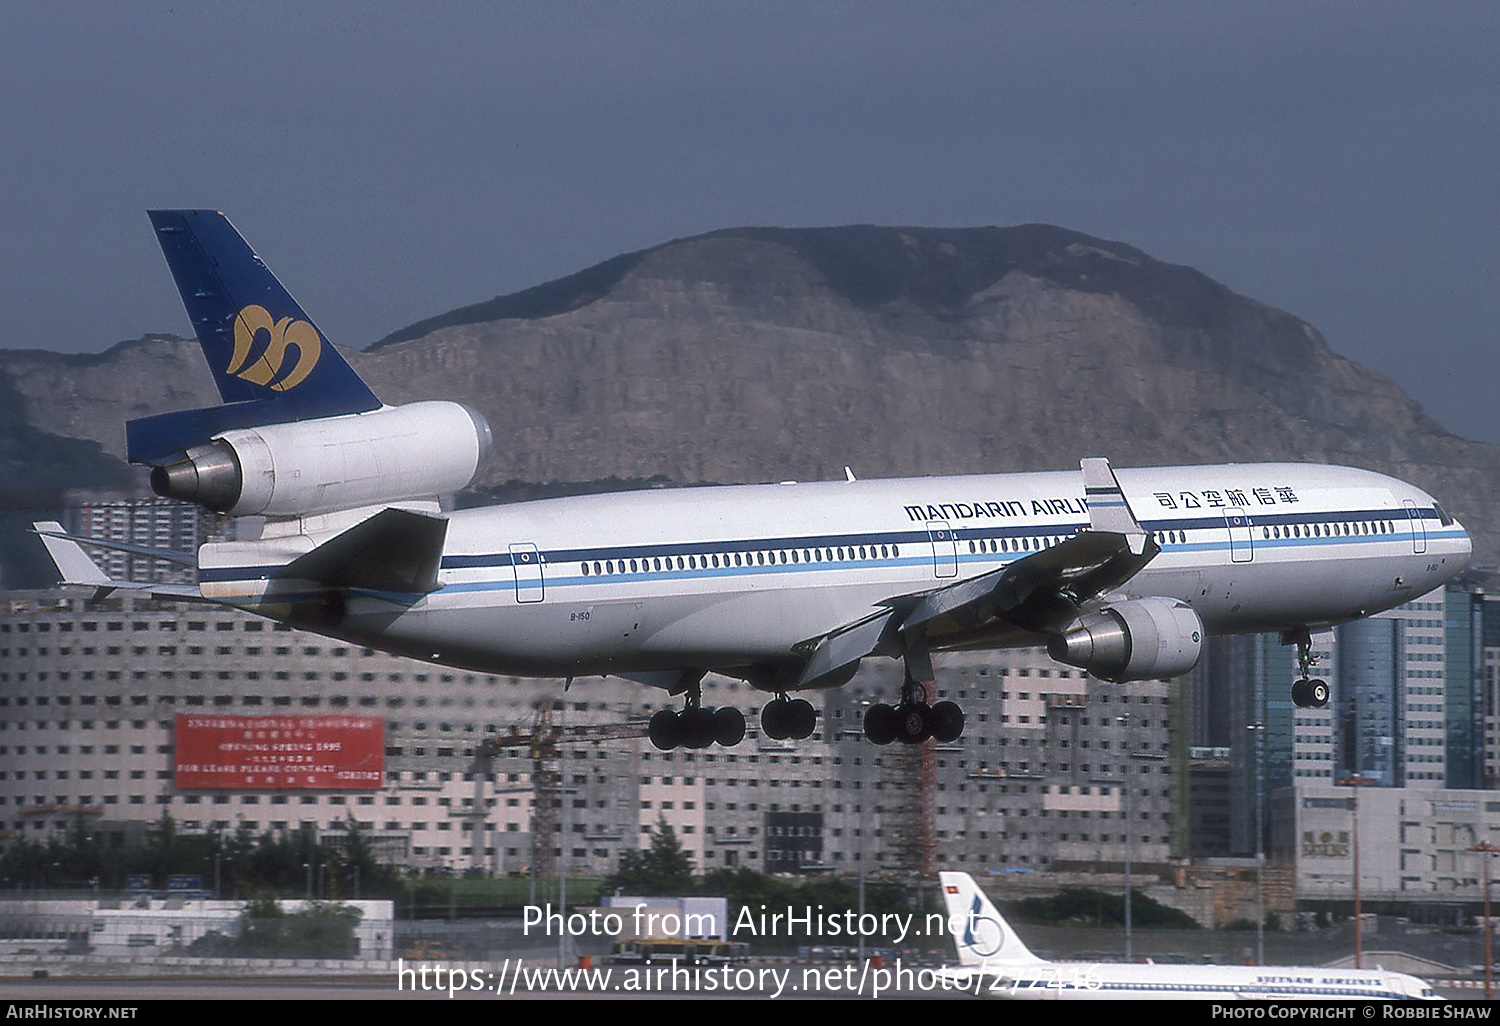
[1333,587,1484,788]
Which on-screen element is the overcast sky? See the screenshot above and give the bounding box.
[3,2,1497,440]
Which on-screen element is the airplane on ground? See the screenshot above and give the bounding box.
[34,211,1472,752]
[936,871,1439,1000]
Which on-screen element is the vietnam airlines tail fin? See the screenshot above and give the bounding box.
[939,871,1047,968]
[127,210,382,465]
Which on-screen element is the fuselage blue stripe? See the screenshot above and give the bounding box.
[196,514,1462,584]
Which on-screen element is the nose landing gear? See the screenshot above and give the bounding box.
[1287,628,1330,709]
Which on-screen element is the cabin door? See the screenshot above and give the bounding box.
[927,521,959,578]
[510,542,545,602]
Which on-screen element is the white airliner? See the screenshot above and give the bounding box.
[34,211,1472,751]
[937,872,1439,1000]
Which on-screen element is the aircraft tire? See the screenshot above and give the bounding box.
[930,701,964,743]
[682,707,717,749]
[894,701,931,744]
[864,704,897,745]
[1308,679,1330,708]
[787,698,817,739]
[649,709,680,751]
[712,707,747,747]
[761,699,789,740]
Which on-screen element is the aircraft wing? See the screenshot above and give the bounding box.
[277,507,448,595]
[795,458,1160,687]
[900,531,1159,638]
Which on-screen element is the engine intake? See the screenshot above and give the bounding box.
[151,401,492,517]
[1047,596,1203,682]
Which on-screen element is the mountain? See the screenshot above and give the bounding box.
[1,223,1496,587]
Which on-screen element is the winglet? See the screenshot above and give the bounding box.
[1080,457,1147,555]
[32,521,111,587]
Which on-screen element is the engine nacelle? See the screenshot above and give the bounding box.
[1047,596,1204,682]
[150,401,492,517]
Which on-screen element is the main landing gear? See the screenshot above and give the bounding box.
[1289,630,1330,709]
[761,694,818,741]
[863,673,964,746]
[649,685,746,751]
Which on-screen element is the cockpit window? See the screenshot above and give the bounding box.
[1434,503,1453,526]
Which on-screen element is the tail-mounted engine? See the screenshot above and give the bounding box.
[1047,596,1203,682]
[150,401,492,517]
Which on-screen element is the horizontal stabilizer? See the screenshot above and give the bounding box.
[31,522,207,602]
[32,522,110,586]
[31,523,197,566]
[278,508,448,594]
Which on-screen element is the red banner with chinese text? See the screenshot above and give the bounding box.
[174,714,384,790]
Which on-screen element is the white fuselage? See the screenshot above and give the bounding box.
[200,461,1471,684]
[938,960,1439,1001]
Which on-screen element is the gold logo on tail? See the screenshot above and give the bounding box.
[228,304,322,391]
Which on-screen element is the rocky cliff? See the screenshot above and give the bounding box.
[2,223,1495,586]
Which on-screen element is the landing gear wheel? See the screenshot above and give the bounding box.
[761,699,789,740]
[649,709,680,751]
[786,698,817,740]
[1308,679,1330,708]
[894,701,931,744]
[1291,679,1310,708]
[712,706,746,747]
[864,703,897,745]
[681,707,716,749]
[929,701,964,743]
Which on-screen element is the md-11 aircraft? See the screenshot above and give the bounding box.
[936,871,1439,1000]
[35,211,1472,752]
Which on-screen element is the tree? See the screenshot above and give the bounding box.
[607,816,694,895]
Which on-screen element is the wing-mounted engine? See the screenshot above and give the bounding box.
[1047,596,1203,682]
[149,401,493,517]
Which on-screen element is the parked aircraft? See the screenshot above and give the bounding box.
[936,871,1438,1000]
[34,211,1472,751]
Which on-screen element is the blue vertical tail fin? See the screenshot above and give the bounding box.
[128,210,382,464]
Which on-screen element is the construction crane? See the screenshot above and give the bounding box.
[470,702,650,881]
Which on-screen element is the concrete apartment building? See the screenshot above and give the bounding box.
[0,588,1177,886]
